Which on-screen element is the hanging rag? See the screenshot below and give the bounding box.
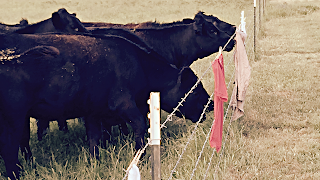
[209,54,228,152]
[230,30,251,121]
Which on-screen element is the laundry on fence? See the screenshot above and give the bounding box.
[230,29,251,121]
[209,54,228,152]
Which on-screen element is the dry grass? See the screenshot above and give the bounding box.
[0,0,320,179]
[236,1,320,179]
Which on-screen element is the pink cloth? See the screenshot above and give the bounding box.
[209,54,228,152]
[230,30,251,121]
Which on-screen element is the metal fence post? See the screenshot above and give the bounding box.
[148,92,161,180]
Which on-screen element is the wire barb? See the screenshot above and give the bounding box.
[122,16,253,180]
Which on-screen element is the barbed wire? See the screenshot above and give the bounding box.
[202,72,235,180]
[167,32,236,180]
[122,22,243,180]
[122,140,151,180]
[204,21,254,180]
[215,24,254,180]
[160,64,213,130]
[161,31,236,131]
[170,19,254,179]
[191,65,235,180]
[167,92,214,180]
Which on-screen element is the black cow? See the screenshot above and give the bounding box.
[0,19,29,33]
[88,11,235,68]
[0,33,212,179]
[80,12,234,147]
[0,8,92,167]
[83,11,235,36]
[36,11,235,144]
[82,11,235,146]
[13,8,89,34]
[197,12,236,36]
[11,8,90,142]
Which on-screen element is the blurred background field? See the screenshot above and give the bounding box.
[0,0,249,24]
[0,0,320,179]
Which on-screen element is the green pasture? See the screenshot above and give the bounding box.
[0,0,319,179]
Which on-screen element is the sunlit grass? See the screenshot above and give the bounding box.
[266,2,320,20]
[1,0,320,179]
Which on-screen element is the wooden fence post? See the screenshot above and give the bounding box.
[254,0,256,55]
[259,0,262,29]
[148,92,161,180]
[263,0,265,15]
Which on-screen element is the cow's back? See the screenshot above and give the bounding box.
[0,33,148,120]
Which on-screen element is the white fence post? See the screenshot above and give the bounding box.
[241,11,246,34]
[148,92,161,180]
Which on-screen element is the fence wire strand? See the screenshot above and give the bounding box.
[202,72,235,180]
[160,66,212,130]
[203,21,254,180]
[123,16,252,179]
[174,20,253,179]
[167,32,236,180]
[191,62,235,180]
[167,92,214,180]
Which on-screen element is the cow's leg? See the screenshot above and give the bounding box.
[100,122,111,149]
[129,115,146,150]
[117,104,146,150]
[20,117,32,162]
[1,144,21,180]
[109,95,146,150]
[37,119,49,141]
[0,115,26,180]
[85,117,101,160]
[119,121,129,136]
[57,119,68,133]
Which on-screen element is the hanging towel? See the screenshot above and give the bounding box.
[230,30,251,121]
[209,54,228,152]
[128,164,141,180]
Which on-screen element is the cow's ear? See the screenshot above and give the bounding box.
[52,12,65,29]
[19,19,28,26]
[193,13,205,35]
[52,8,70,29]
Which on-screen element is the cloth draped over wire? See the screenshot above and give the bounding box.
[209,54,228,152]
[209,28,251,152]
[230,30,251,121]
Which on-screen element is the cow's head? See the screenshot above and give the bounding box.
[161,67,213,123]
[19,19,29,27]
[197,12,236,36]
[193,13,235,59]
[52,8,89,33]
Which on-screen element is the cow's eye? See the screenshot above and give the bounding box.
[210,29,218,35]
[212,30,218,35]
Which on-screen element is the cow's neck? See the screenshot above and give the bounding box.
[138,58,181,113]
[135,24,199,68]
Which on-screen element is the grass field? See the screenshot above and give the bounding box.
[0,0,320,179]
